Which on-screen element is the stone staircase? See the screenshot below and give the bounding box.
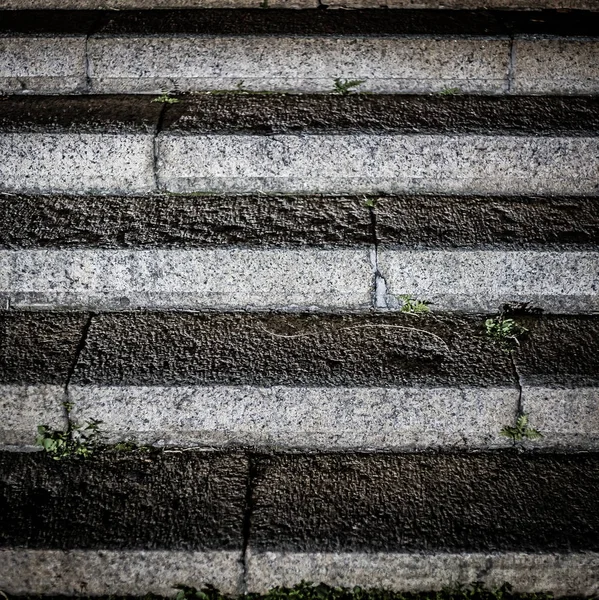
[1,1,598,597]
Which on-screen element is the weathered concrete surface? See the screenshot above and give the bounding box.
[0,133,156,195]
[513,315,599,387]
[246,551,599,596]
[0,97,159,194]
[0,0,596,7]
[0,194,373,249]
[249,453,599,553]
[373,195,599,249]
[158,133,599,195]
[0,0,317,7]
[0,37,86,94]
[72,313,514,387]
[0,385,66,449]
[0,550,244,596]
[513,40,599,94]
[3,194,599,250]
[324,0,598,7]
[377,250,599,313]
[522,388,599,450]
[1,95,598,195]
[88,37,510,94]
[68,385,516,450]
[0,450,248,549]
[160,95,599,135]
[0,311,87,384]
[0,248,373,310]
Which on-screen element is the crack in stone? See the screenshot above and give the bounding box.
[241,453,258,594]
[507,37,516,94]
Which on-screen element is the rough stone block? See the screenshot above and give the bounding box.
[377,250,599,313]
[513,40,599,94]
[0,36,86,93]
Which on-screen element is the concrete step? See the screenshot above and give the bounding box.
[2,310,598,451]
[2,193,598,312]
[2,95,598,196]
[1,0,598,9]
[1,9,599,95]
[0,450,598,595]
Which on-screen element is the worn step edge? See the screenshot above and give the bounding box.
[1,248,597,313]
[4,383,599,452]
[0,550,597,596]
[1,94,598,195]
[0,550,243,596]
[1,9,599,96]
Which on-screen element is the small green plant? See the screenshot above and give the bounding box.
[363,197,378,209]
[36,419,103,460]
[439,87,462,96]
[398,294,430,314]
[485,315,528,351]
[333,78,365,95]
[152,92,180,104]
[501,413,543,442]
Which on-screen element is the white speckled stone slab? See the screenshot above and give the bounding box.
[0,248,373,311]
[377,250,599,314]
[67,385,517,450]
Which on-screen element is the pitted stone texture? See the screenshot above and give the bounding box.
[0,450,248,550]
[249,453,599,553]
[1,248,373,310]
[0,550,243,596]
[157,134,599,195]
[377,250,599,313]
[514,40,599,94]
[0,37,86,94]
[89,36,509,94]
[512,315,599,389]
[0,311,87,384]
[0,0,316,6]
[0,133,155,195]
[0,385,66,449]
[72,313,514,387]
[0,195,373,249]
[373,195,599,250]
[160,95,599,136]
[69,385,517,450]
[522,388,599,450]
[324,0,598,7]
[246,551,599,596]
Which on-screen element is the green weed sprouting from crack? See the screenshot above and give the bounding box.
[363,197,378,209]
[36,414,103,461]
[438,87,462,96]
[333,78,365,95]
[485,314,528,353]
[152,92,180,104]
[398,295,431,315]
[501,413,543,442]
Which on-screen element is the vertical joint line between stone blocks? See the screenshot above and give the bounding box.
[509,352,524,443]
[65,313,93,394]
[153,104,168,193]
[507,38,516,94]
[368,202,388,310]
[241,453,258,593]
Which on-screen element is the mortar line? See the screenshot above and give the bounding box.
[509,352,524,447]
[64,314,93,395]
[153,104,168,193]
[83,14,104,93]
[507,37,516,94]
[241,452,258,593]
[368,201,388,310]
